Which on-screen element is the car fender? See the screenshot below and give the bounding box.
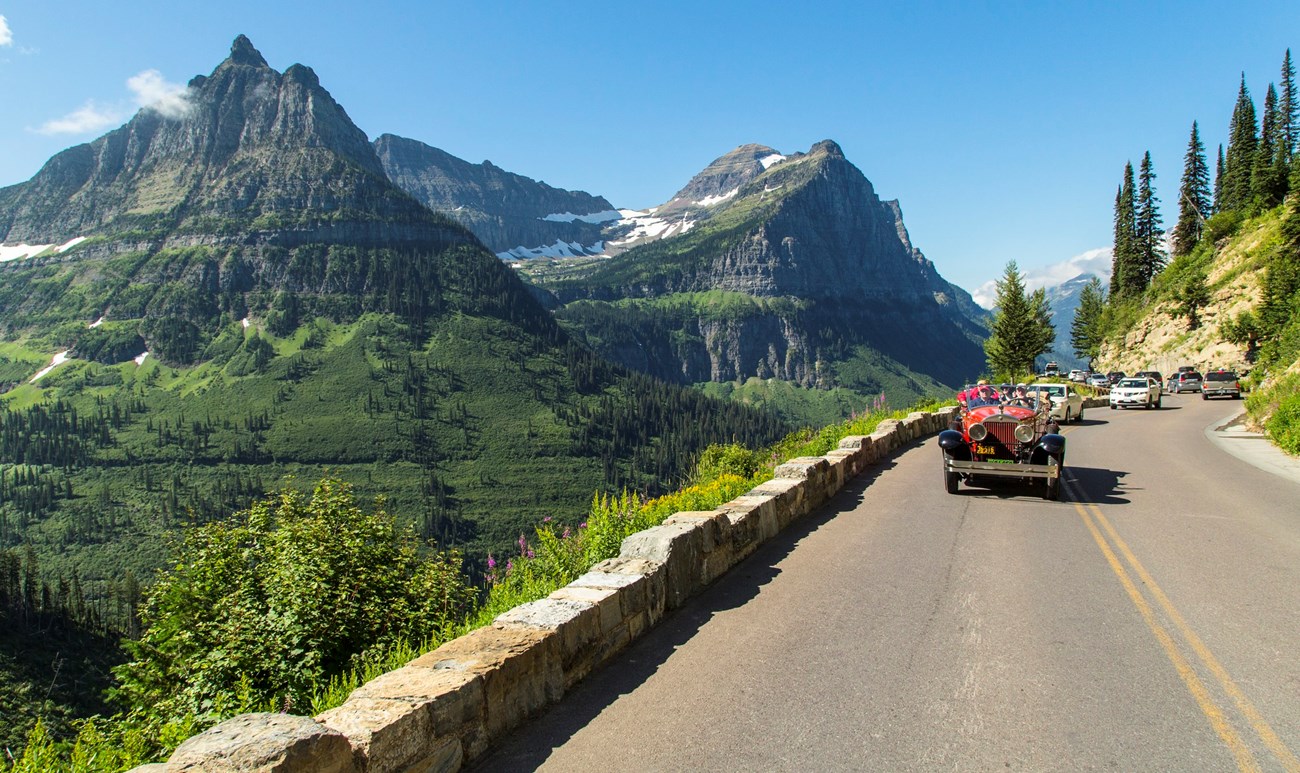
[938,429,968,456]
[1036,433,1066,456]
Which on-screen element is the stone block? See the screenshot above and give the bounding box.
[588,557,667,625]
[619,522,705,610]
[317,694,465,773]
[746,477,806,528]
[772,456,829,481]
[664,509,735,583]
[718,494,779,560]
[409,624,558,740]
[166,713,355,773]
[495,598,601,691]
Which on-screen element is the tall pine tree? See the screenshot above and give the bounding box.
[1213,144,1225,214]
[1280,49,1297,163]
[984,261,1055,381]
[1111,163,1141,298]
[1173,121,1211,256]
[1251,83,1284,209]
[1070,277,1107,365]
[1136,151,1166,287]
[1221,75,1257,213]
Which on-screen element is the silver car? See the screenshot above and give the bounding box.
[1169,371,1203,394]
[1202,370,1242,399]
[1027,382,1085,423]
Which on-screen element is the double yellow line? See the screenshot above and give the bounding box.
[1065,479,1299,773]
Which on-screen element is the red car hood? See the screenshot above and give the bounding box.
[966,404,1037,422]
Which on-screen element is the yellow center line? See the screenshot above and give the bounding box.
[1082,495,1300,773]
[1066,491,1260,772]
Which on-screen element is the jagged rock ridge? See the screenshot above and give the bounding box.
[375,134,617,259]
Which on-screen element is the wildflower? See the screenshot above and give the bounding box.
[487,553,496,570]
[543,516,552,523]
[562,527,571,539]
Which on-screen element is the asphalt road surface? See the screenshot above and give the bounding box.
[473,395,1300,772]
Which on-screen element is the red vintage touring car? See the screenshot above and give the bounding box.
[939,390,1066,500]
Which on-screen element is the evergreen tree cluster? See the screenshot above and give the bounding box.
[1085,49,1299,351]
[983,261,1054,380]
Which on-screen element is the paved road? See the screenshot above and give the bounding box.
[474,396,1300,772]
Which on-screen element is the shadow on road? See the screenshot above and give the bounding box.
[1063,465,1132,504]
[467,456,901,771]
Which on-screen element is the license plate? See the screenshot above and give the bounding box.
[975,445,997,455]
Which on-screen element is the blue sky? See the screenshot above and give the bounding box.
[1,1,1297,292]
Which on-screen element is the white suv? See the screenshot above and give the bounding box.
[1110,377,1161,409]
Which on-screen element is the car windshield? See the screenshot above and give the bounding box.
[1205,372,1238,381]
[1180,372,1202,380]
[1117,379,1148,388]
[1032,384,1065,397]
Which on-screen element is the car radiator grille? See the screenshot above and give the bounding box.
[984,421,1020,450]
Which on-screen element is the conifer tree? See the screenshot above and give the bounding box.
[1281,49,1297,162]
[1221,75,1257,212]
[984,261,1054,381]
[1136,151,1165,287]
[1111,163,1141,297]
[1213,144,1225,213]
[1252,83,1285,209]
[1173,122,1211,256]
[1070,277,1107,363]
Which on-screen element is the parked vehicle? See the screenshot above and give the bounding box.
[1027,382,1085,423]
[938,392,1066,500]
[1068,369,1087,382]
[1105,371,1126,385]
[1134,370,1163,386]
[1110,377,1162,409]
[1086,373,1109,388]
[1202,369,1242,399]
[1169,371,1203,394]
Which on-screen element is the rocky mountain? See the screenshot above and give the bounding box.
[1040,273,1096,371]
[520,140,988,412]
[374,134,619,259]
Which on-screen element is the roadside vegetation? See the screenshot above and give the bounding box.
[3,396,941,771]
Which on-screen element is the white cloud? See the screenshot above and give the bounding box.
[36,101,126,135]
[34,69,192,136]
[128,69,193,119]
[0,15,13,46]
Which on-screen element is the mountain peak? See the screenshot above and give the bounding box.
[810,139,844,158]
[229,35,268,67]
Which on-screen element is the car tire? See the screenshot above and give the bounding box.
[1043,473,1061,501]
[1077,410,1083,422]
[943,457,959,495]
[1202,392,1208,400]
[1110,404,1116,410]
[1155,396,1162,408]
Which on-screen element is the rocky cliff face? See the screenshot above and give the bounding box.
[374,134,616,257]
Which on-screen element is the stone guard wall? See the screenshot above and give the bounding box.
[138,400,1102,772]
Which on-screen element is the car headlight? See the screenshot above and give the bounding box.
[1014,424,1035,443]
[968,423,988,441]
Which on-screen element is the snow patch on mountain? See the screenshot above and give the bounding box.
[1,236,88,262]
[540,210,622,224]
[497,240,606,260]
[759,153,786,169]
[696,188,738,207]
[30,351,70,382]
[606,209,696,249]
